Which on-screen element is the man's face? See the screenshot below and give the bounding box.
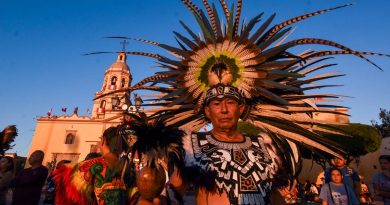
[205,98,245,130]
[333,157,346,168]
[28,151,43,165]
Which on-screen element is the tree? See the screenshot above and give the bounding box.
[372,108,390,138]
[319,123,381,157]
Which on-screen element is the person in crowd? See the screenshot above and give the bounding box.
[325,156,361,197]
[310,182,320,202]
[277,180,299,204]
[304,180,312,201]
[320,167,360,205]
[372,155,390,205]
[304,180,320,203]
[43,160,71,205]
[53,127,128,205]
[359,181,373,204]
[11,150,48,205]
[0,156,14,205]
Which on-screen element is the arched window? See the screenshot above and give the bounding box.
[100,100,106,108]
[102,78,108,91]
[121,78,126,87]
[65,133,75,144]
[111,76,117,86]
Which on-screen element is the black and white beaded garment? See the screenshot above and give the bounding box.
[184,132,283,205]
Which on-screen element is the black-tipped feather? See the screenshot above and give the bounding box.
[130,114,185,170]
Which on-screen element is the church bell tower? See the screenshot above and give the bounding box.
[92,51,132,119]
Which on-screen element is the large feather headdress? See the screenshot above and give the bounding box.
[94,0,389,157]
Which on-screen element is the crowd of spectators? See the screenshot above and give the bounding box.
[279,155,390,205]
[0,153,389,204]
[0,123,388,205]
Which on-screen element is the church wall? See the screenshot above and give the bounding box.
[28,121,53,164]
[27,117,120,167]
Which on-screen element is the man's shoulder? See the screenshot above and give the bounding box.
[188,131,210,144]
[40,165,49,170]
[37,165,49,175]
[43,166,49,174]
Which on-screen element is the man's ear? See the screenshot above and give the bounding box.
[239,104,245,115]
[204,106,211,119]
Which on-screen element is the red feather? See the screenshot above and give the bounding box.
[53,163,95,205]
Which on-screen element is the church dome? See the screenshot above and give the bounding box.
[106,52,130,73]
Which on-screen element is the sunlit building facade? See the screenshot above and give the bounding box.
[27,52,131,167]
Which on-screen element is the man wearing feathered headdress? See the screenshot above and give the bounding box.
[90,0,389,204]
[181,83,299,205]
[134,84,298,205]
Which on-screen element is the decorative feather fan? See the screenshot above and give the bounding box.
[0,125,17,155]
[94,0,389,157]
[128,113,185,174]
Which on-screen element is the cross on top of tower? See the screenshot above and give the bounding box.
[120,40,129,52]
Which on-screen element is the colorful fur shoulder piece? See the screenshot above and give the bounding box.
[53,157,107,205]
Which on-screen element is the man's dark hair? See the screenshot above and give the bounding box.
[102,126,127,156]
[102,127,118,145]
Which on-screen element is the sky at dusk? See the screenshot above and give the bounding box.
[1,0,389,156]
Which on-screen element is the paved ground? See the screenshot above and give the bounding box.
[3,189,324,205]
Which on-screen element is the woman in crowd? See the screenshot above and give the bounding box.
[372,155,390,205]
[0,156,14,205]
[319,167,360,205]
